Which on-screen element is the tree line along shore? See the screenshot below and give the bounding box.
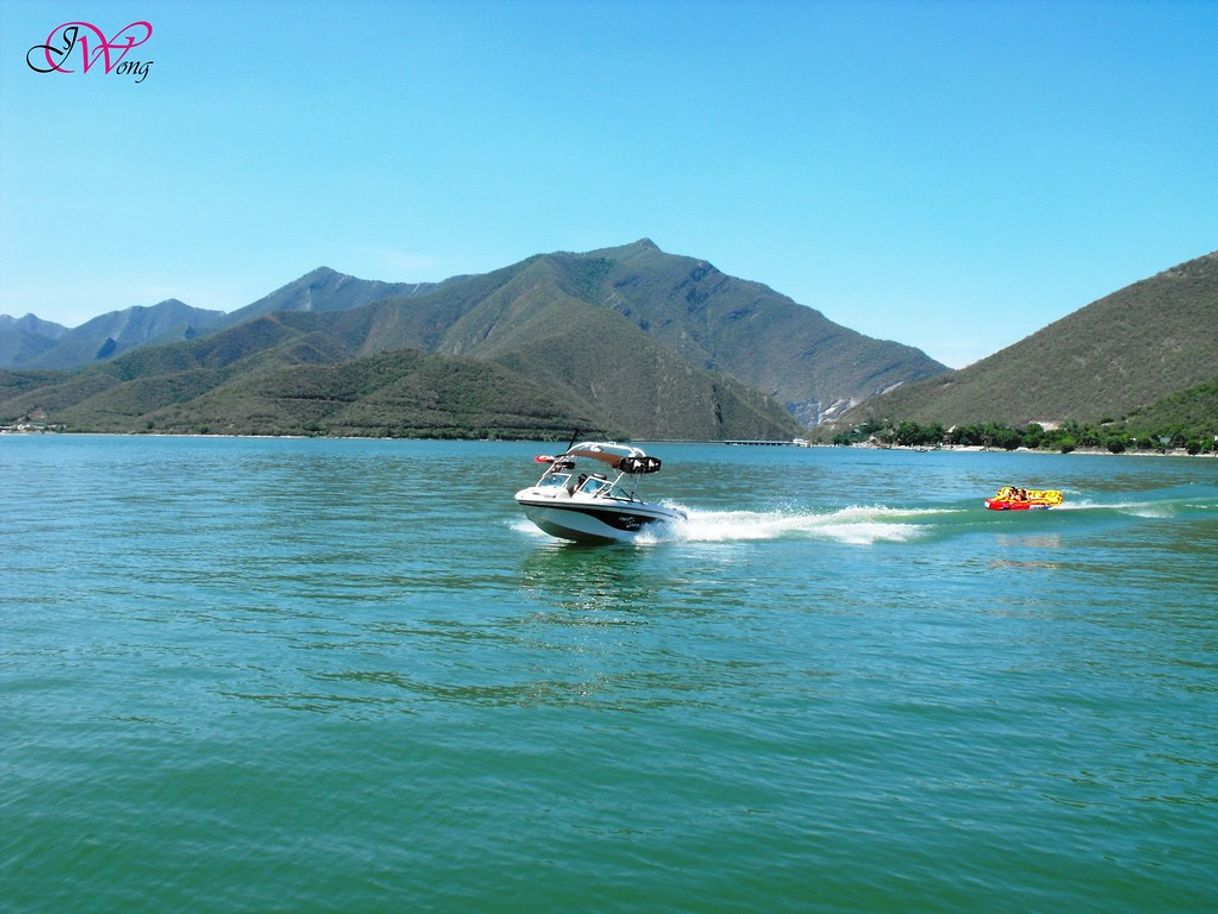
[825,418,1218,456]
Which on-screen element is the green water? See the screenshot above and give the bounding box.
[3,436,1216,913]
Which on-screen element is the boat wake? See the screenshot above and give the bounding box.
[1055,496,1190,518]
[511,487,1218,548]
[642,504,961,546]
[1056,502,1156,519]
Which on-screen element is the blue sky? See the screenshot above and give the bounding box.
[1,0,1215,367]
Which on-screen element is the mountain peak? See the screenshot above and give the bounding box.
[580,238,664,260]
[301,266,342,281]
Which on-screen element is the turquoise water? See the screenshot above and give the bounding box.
[3,436,1216,913]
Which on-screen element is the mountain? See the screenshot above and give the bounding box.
[189,242,945,426]
[1,240,952,438]
[547,239,948,424]
[244,244,918,434]
[212,266,445,330]
[836,250,1218,428]
[0,300,226,370]
[217,241,945,426]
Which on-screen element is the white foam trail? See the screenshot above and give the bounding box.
[1056,498,1171,517]
[652,504,955,545]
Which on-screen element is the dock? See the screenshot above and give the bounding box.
[724,439,796,446]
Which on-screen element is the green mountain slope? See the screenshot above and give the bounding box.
[1,304,800,440]
[840,250,1218,427]
[343,240,945,424]
[1123,378,1218,438]
[308,253,805,438]
[140,349,610,439]
[549,240,948,424]
[275,241,942,428]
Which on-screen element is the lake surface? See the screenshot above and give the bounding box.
[3,436,1216,913]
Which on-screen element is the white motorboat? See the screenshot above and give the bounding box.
[515,441,687,543]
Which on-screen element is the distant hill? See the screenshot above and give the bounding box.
[0,300,225,370]
[0,315,68,368]
[838,250,1218,427]
[0,314,67,338]
[0,328,59,367]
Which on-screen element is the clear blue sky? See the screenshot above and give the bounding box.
[1,0,1215,367]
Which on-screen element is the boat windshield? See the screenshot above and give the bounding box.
[534,467,639,501]
[579,476,609,495]
[579,476,636,500]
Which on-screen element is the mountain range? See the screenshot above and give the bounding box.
[0,240,946,438]
[3,241,1214,440]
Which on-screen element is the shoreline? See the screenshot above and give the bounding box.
[2,428,1215,458]
[829,441,1216,459]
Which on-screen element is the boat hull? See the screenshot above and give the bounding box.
[516,494,685,544]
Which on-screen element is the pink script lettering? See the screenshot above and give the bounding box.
[27,21,153,81]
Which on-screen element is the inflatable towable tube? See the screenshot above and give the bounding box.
[985,486,1064,511]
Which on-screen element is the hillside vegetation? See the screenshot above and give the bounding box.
[839,251,1218,427]
[548,241,947,424]
[1124,378,1218,440]
[0,303,802,440]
